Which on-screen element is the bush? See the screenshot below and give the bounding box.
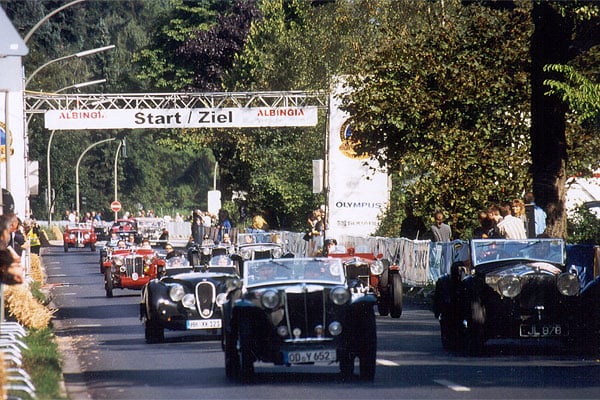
[567,205,600,244]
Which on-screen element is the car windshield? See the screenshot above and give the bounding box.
[244,258,345,287]
[471,239,565,266]
[237,233,281,245]
[165,255,191,270]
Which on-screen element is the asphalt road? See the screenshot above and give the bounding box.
[43,244,600,400]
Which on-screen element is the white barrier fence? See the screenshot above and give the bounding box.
[43,220,469,287]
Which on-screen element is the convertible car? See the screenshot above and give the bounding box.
[103,246,164,298]
[327,244,403,318]
[230,232,294,275]
[63,223,97,252]
[222,257,377,382]
[433,238,587,355]
[140,254,239,343]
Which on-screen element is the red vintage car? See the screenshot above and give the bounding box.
[63,223,97,252]
[103,247,165,298]
[327,243,404,318]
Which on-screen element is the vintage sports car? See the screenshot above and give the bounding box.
[110,218,141,242]
[63,223,97,252]
[188,242,233,269]
[103,246,165,298]
[327,244,403,318]
[134,217,168,245]
[230,232,294,275]
[433,238,583,355]
[140,254,239,343]
[222,258,377,382]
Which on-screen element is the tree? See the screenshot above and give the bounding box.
[340,1,533,237]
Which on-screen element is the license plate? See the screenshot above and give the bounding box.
[519,323,564,337]
[285,349,336,364]
[186,319,222,330]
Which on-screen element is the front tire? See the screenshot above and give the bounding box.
[64,243,68,252]
[104,269,114,298]
[91,243,96,252]
[389,273,403,318]
[145,318,165,344]
[358,310,377,381]
[224,331,241,380]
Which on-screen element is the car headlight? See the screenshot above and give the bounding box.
[497,275,521,298]
[370,260,384,276]
[261,289,280,309]
[272,247,283,258]
[216,293,227,306]
[84,233,90,239]
[169,284,185,302]
[328,321,342,336]
[181,293,196,309]
[145,256,153,265]
[69,234,76,240]
[557,273,579,296]
[241,248,252,260]
[330,287,350,305]
[113,255,124,266]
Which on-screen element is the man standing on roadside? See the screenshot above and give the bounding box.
[430,211,452,242]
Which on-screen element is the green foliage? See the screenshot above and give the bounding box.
[342,1,533,238]
[567,205,600,244]
[544,64,600,123]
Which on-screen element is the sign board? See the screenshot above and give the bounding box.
[45,107,318,130]
[326,83,390,239]
[110,200,122,213]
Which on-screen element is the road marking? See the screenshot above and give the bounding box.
[434,379,471,392]
[72,324,102,328]
[376,359,399,366]
[47,274,67,277]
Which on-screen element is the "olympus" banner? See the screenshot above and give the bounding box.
[44,107,318,130]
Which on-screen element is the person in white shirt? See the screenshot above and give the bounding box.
[496,203,527,239]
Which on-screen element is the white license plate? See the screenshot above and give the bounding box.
[186,319,222,330]
[519,324,563,337]
[285,349,336,364]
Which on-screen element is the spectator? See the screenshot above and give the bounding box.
[7,214,26,258]
[496,203,527,239]
[430,211,452,242]
[473,210,494,239]
[251,214,268,232]
[322,238,337,256]
[399,204,427,240]
[0,214,23,284]
[25,218,42,255]
[511,198,528,230]
[524,192,547,237]
[217,209,232,242]
[191,209,203,244]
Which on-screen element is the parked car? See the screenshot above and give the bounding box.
[230,232,294,276]
[140,253,239,343]
[221,257,377,382]
[63,223,97,252]
[433,238,584,355]
[103,246,165,298]
[327,244,403,318]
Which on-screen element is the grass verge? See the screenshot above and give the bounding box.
[20,328,65,400]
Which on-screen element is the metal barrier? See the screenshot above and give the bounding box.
[0,321,36,398]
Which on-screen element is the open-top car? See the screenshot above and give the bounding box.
[222,257,377,382]
[188,242,233,269]
[63,222,97,252]
[110,218,140,242]
[134,217,168,246]
[327,244,403,318]
[433,238,584,355]
[103,246,165,298]
[140,253,239,343]
[230,232,293,275]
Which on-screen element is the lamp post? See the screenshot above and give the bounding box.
[113,140,123,220]
[44,78,108,224]
[25,45,115,89]
[76,138,116,217]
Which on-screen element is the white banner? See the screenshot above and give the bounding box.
[44,107,318,130]
[327,83,390,239]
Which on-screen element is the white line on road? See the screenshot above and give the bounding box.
[434,379,471,392]
[47,274,67,277]
[377,359,400,366]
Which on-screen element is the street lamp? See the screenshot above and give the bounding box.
[25,44,115,88]
[76,138,116,217]
[45,79,107,224]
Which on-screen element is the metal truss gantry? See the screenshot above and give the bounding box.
[24,91,329,114]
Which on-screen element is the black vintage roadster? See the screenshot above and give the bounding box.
[433,238,600,356]
[221,257,377,382]
[140,254,239,343]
